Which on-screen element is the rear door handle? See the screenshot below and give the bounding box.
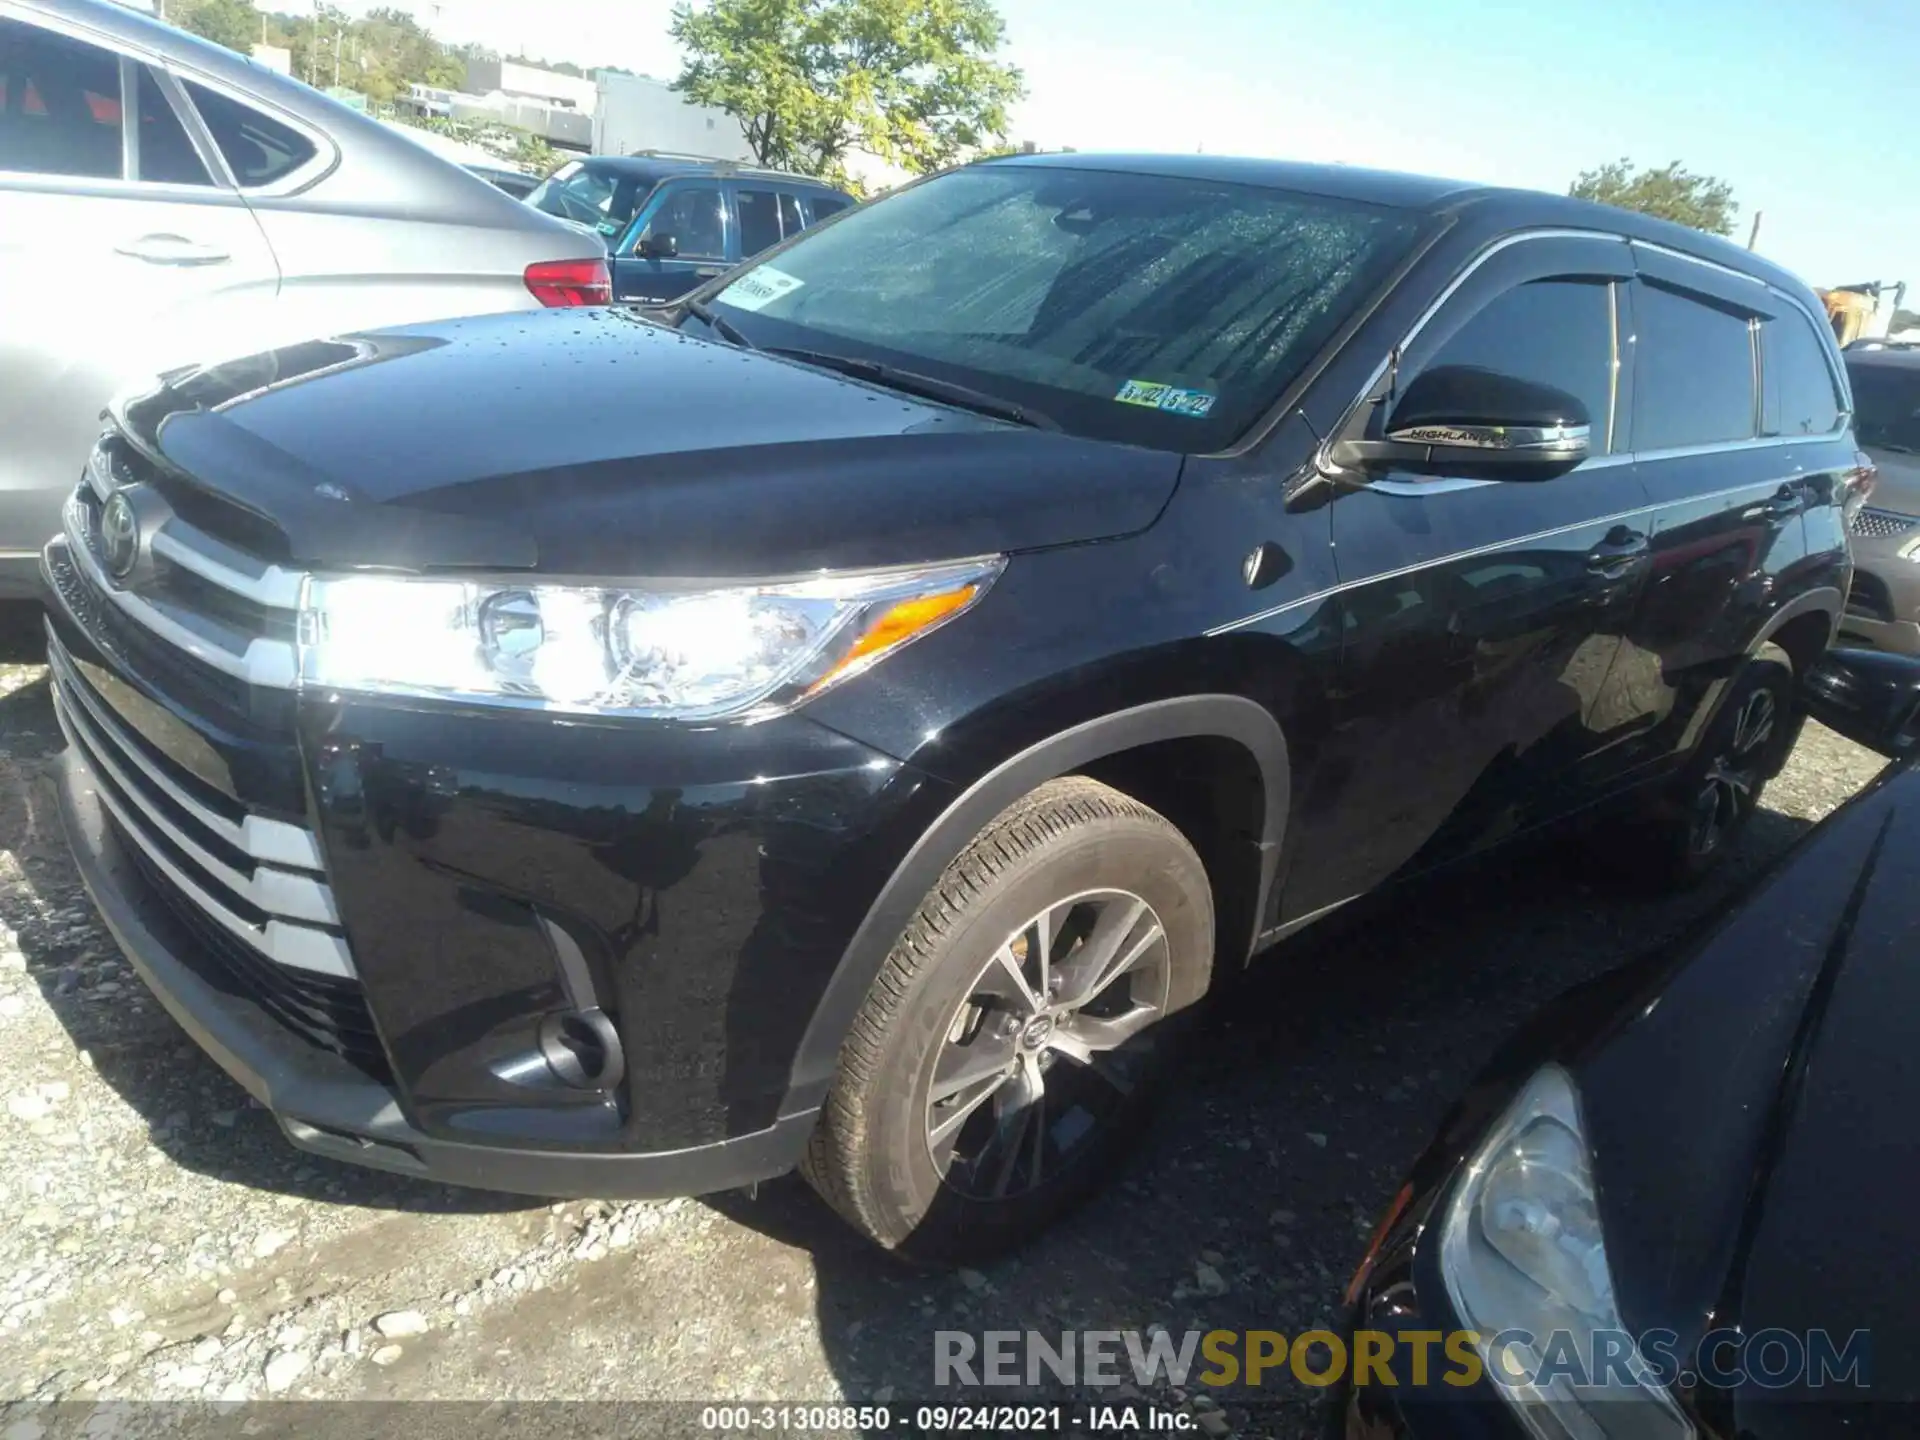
[1586,527,1650,576]
[113,233,231,266]
[1761,484,1808,520]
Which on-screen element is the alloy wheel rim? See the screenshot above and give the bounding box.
[1689,687,1777,857]
[923,888,1171,1201]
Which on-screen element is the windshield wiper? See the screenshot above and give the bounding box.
[762,346,1059,431]
[683,298,756,351]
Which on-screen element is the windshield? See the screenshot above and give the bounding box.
[528,162,644,236]
[1848,360,1920,454]
[705,163,1424,452]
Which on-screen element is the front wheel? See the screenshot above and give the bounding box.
[801,777,1214,1264]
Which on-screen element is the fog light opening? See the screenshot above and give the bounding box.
[536,1008,625,1091]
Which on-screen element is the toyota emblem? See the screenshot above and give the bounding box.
[100,491,140,581]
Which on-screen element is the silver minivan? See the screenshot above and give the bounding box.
[0,0,607,599]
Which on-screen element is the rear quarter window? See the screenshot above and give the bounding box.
[1764,312,1841,436]
[181,80,317,186]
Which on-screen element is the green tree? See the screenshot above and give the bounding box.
[670,0,1025,184]
[172,0,262,54]
[1569,158,1739,237]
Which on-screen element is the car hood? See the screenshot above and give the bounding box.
[117,308,1183,576]
[1552,762,1920,1422]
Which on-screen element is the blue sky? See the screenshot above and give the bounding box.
[400,0,1916,292]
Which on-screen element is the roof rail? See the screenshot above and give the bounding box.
[623,149,733,163]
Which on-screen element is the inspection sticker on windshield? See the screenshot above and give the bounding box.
[1115,379,1216,417]
[719,266,806,312]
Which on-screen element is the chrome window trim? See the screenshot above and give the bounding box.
[1627,238,1764,290]
[1605,278,1621,453]
[150,63,234,189]
[117,53,139,182]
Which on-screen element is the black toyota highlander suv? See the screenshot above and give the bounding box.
[40,155,1864,1263]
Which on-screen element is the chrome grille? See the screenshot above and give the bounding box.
[50,636,388,1076]
[1850,507,1919,541]
[52,436,390,1076]
[68,436,301,688]
[50,639,350,976]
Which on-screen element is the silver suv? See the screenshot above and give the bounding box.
[0,0,607,599]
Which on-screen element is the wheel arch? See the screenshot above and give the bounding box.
[1750,586,1844,672]
[783,695,1289,1118]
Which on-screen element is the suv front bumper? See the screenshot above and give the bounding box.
[53,735,818,1196]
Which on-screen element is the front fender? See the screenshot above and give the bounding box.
[781,694,1289,1119]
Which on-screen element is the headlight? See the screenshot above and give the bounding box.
[298,556,1003,718]
[1439,1065,1692,1439]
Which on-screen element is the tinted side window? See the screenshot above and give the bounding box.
[0,18,123,179]
[735,186,782,255]
[639,181,724,259]
[1416,279,1615,445]
[1634,282,1757,449]
[808,193,850,220]
[1764,314,1841,436]
[182,81,316,186]
[777,190,805,237]
[135,66,209,186]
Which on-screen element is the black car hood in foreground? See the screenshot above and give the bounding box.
[116,308,1184,576]
[1548,761,1919,1431]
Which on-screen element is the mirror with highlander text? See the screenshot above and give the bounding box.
[1329,364,1591,482]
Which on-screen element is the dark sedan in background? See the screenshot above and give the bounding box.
[1342,648,1920,1439]
[525,152,854,302]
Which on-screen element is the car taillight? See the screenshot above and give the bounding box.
[524,258,611,308]
[1846,449,1877,519]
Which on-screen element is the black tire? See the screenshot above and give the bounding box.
[800,776,1214,1265]
[1632,647,1799,888]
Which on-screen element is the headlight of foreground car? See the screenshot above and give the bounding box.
[1439,1065,1693,1440]
[298,556,1004,718]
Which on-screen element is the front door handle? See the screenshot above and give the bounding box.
[113,233,231,266]
[694,265,725,278]
[1586,526,1650,577]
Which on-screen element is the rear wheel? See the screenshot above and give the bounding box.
[801,777,1213,1264]
[1636,649,1798,886]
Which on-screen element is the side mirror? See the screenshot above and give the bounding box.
[639,232,679,259]
[1331,365,1591,481]
[1802,648,1920,759]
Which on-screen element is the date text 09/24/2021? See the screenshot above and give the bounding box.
[697,1405,1195,1432]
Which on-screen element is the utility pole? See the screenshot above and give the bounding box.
[1747,210,1763,251]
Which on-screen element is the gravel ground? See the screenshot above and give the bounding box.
[0,640,1890,1435]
